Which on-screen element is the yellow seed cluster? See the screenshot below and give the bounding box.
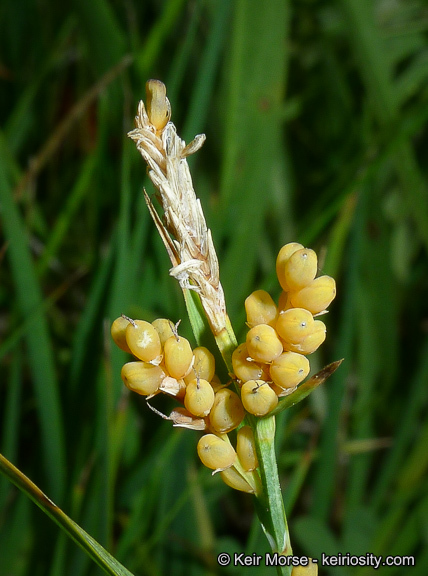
[112,316,220,409]
[111,314,255,492]
[233,242,336,415]
[111,243,335,495]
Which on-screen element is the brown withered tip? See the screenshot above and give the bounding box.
[310,358,343,382]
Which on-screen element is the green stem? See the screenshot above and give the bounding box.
[214,314,239,372]
[210,311,292,574]
[252,415,293,576]
[184,284,292,573]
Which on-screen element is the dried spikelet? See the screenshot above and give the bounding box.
[128,80,228,336]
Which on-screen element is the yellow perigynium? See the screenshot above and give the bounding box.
[246,324,283,364]
[276,242,304,291]
[220,467,255,494]
[163,334,193,379]
[184,378,215,417]
[285,320,326,355]
[236,425,258,471]
[111,316,132,353]
[269,351,310,390]
[282,248,318,291]
[184,346,216,384]
[152,318,175,345]
[197,434,236,472]
[289,275,336,315]
[121,361,165,396]
[125,319,162,363]
[209,388,245,433]
[241,380,278,416]
[275,308,314,346]
[232,343,266,384]
[245,289,278,328]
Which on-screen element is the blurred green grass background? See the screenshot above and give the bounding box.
[1,0,428,574]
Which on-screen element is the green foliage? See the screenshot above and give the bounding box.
[1,0,427,574]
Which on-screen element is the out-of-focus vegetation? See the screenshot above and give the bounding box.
[1,0,428,574]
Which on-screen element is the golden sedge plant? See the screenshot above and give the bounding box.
[111,80,341,576]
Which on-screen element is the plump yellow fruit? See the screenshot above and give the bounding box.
[184,347,215,384]
[197,434,236,472]
[232,344,265,383]
[151,318,175,345]
[237,426,258,471]
[276,242,304,291]
[121,361,165,395]
[209,388,245,433]
[286,320,326,354]
[111,316,132,353]
[220,467,255,493]
[241,380,278,416]
[184,378,215,417]
[125,319,162,362]
[163,335,193,379]
[275,308,314,345]
[270,351,310,390]
[245,289,278,328]
[283,248,318,291]
[289,275,336,314]
[246,324,283,363]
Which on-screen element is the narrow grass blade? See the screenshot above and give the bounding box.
[0,167,66,502]
[252,415,292,576]
[73,0,126,75]
[0,348,23,512]
[219,0,291,317]
[37,152,98,277]
[341,0,428,250]
[311,188,366,521]
[0,454,135,576]
[14,54,132,199]
[182,0,231,143]
[371,337,428,509]
[134,0,188,81]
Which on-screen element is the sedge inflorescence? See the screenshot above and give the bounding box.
[111,243,335,495]
[115,80,336,499]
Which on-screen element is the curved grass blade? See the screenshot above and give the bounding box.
[0,167,66,501]
[0,454,135,576]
